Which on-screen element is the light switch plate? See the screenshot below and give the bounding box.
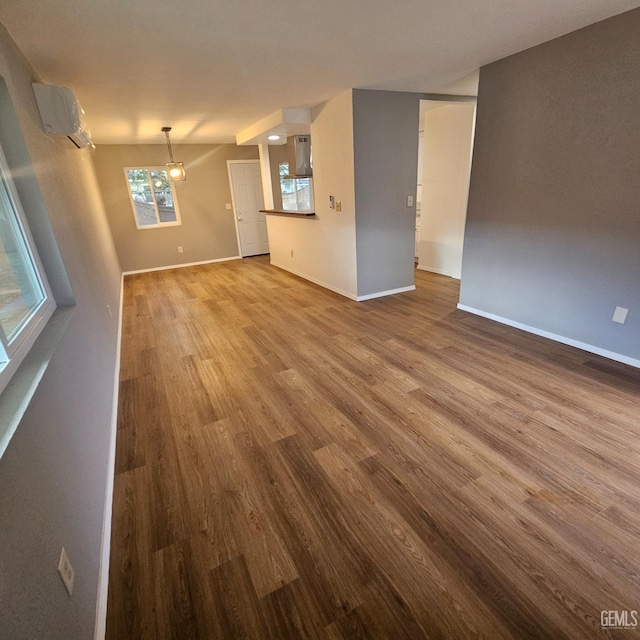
[406,195,414,207]
[612,306,629,324]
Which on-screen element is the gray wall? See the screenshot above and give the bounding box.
[352,89,420,297]
[460,9,640,360]
[94,143,259,272]
[0,23,122,640]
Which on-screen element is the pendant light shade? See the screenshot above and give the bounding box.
[166,161,186,181]
[162,127,186,181]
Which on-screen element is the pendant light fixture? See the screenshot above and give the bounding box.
[162,126,186,181]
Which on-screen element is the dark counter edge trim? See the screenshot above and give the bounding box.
[260,210,317,218]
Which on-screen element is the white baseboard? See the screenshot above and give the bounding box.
[357,285,416,301]
[416,264,460,279]
[94,275,124,640]
[457,304,640,369]
[270,261,416,302]
[123,255,241,276]
[270,261,359,300]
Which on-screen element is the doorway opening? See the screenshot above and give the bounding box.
[227,160,270,257]
[416,99,476,279]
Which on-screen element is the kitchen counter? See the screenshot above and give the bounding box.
[260,209,316,218]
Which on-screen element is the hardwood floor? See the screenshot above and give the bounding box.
[107,256,640,639]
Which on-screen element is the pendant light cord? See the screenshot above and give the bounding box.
[163,127,175,163]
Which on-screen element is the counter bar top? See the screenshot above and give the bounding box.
[260,209,316,218]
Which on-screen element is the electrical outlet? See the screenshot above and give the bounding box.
[57,547,75,596]
[290,250,294,258]
[406,195,414,207]
[225,203,232,210]
[177,246,183,254]
[612,306,629,324]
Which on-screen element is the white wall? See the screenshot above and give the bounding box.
[417,102,475,279]
[0,24,122,639]
[267,90,358,299]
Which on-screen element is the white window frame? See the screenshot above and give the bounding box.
[123,167,182,230]
[278,162,314,213]
[0,144,56,396]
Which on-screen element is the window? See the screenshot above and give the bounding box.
[124,168,181,229]
[0,144,56,395]
[279,162,314,212]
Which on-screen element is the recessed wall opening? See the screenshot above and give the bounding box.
[415,98,476,280]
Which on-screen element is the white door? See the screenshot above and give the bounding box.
[228,161,269,257]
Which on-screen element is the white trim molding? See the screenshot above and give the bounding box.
[94,275,124,640]
[271,261,416,302]
[357,285,416,301]
[270,261,358,300]
[416,264,460,279]
[457,304,640,369]
[123,255,241,276]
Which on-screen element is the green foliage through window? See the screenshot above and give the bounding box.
[125,168,181,228]
[278,163,313,212]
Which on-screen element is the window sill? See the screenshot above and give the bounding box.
[0,307,74,458]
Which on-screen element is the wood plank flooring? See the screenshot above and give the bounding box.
[107,256,640,639]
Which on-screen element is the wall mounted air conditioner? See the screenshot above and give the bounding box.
[32,82,93,149]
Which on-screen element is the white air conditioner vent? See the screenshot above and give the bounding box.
[32,83,93,149]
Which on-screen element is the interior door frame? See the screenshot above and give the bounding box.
[227,159,262,258]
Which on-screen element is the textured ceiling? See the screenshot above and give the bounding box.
[1,0,639,143]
